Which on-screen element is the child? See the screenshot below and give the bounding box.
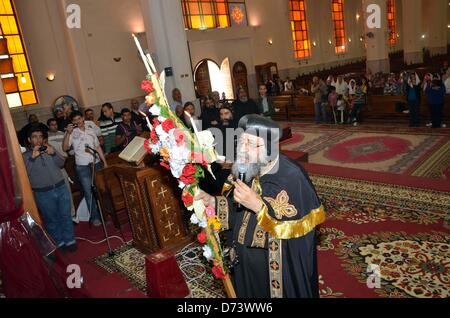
[350,83,366,126]
[337,94,346,124]
[328,86,338,124]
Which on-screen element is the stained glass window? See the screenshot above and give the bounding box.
[0,0,37,107]
[387,0,397,45]
[182,0,246,30]
[331,0,347,54]
[289,0,310,59]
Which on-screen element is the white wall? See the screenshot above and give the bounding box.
[186,0,367,98]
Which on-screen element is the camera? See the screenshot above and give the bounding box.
[39,146,47,153]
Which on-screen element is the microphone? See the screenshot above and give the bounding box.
[237,165,247,210]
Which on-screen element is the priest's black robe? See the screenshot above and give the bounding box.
[215,155,325,298]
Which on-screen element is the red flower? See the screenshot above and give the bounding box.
[197,232,207,244]
[179,174,195,185]
[212,265,226,280]
[182,164,197,177]
[144,139,151,153]
[190,152,209,167]
[141,80,154,93]
[162,119,175,133]
[182,190,194,206]
[173,129,185,146]
[152,118,160,127]
[150,129,158,144]
[160,161,170,170]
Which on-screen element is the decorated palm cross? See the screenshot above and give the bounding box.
[133,35,236,298]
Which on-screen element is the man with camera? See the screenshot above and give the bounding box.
[63,111,108,227]
[23,126,77,252]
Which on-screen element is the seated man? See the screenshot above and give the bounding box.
[23,126,76,252]
[115,108,142,150]
[196,115,325,298]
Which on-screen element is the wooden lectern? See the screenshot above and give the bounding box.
[114,165,192,254]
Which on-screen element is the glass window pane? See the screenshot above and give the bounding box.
[5,35,23,54]
[6,92,22,108]
[190,15,202,29]
[21,90,37,106]
[0,16,19,35]
[0,0,13,15]
[189,3,200,15]
[11,54,28,72]
[218,15,229,27]
[203,15,215,28]
[17,72,32,91]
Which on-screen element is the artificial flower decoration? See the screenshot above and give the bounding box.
[205,206,216,218]
[182,189,194,207]
[202,245,213,261]
[141,80,154,93]
[190,213,200,225]
[137,50,234,296]
[197,231,207,244]
[208,216,221,232]
[212,265,226,280]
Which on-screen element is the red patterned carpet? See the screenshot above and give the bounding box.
[305,163,450,298]
[281,123,450,180]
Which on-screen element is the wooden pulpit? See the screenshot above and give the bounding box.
[114,165,193,254]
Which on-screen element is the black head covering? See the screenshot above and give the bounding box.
[238,115,281,156]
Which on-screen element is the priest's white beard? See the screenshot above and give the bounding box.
[231,151,269,183]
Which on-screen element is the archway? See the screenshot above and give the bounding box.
[232,61,249,97]
[194,59,234,100]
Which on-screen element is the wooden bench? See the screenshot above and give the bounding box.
[272,94,450,123]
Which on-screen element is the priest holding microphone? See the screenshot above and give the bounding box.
[195,115,325,298]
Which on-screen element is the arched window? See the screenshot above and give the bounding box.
[331,0,346,54]
[0,0,37,107]
[289,0,310,59]
[182,0,247,30]
[387,0,397,45]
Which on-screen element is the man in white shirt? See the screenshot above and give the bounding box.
[63,111,107,226]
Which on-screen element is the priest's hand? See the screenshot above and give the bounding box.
[234,180,263,213]
[195,190,216,209]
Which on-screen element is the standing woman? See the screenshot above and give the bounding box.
[405,73,422,127]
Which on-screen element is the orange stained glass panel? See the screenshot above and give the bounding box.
[182,0,237,29]
[289,0,310,59]
[20,90,37,105]
[5,35,23,54]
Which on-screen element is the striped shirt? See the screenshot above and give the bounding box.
[99,113,122,154]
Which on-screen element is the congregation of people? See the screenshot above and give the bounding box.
[17,83,278,253]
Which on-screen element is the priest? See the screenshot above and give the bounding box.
[196,115,325,298]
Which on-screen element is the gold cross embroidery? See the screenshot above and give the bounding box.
[264,191,298,220]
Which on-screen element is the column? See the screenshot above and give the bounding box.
[140,0,196,104]
[401,0,423,65]
[363,0,390,73]
[422,0,447,56]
